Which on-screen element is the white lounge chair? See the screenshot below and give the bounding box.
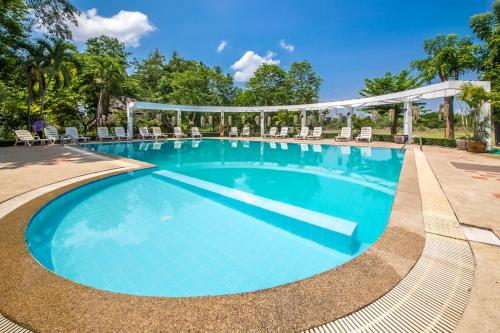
[308,127,323,140]
[114,127,127,140]
[294,127,310,139]
[263,127,277,138]
[228,127,238,137]
[191,127,202,138]
[97,127,116,141]
[274,127,289,138]
[241,126,250,137]
[173,126,186,138]
[139,127,153,140]
[65,127,90,142]
[14,130,50,146]
[44,126,69,144]
[336,127,352,142]
[152,127,168,139]
[356,127,372,142]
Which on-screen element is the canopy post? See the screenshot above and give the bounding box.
[260,111,265,137]
[176,109,181,127]
[347,106,353,128]
[481,81,492,149]
[300,110,306,127]
[404,100,413,141]
[126,102,133,139]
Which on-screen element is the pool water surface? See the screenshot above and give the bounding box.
[26,139,404,297]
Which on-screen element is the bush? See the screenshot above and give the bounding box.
[372,134,393,142]
[420,137,456,147]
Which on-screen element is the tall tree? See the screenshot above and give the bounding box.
[360,70,422,135]
[80,36,127,127]
[131,49,167,102]
[411,34,479,139]
[36,37,77,117]
[470,0,500,145]
[246,63,289,106]
[287,61,322,104]
[27,0,78,39]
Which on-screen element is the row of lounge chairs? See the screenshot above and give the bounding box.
[335,127,372,142]
[14,127,89,146]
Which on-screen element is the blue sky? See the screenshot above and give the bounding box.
[71,0,492,102]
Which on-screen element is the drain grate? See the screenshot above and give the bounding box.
[304,234,474,333]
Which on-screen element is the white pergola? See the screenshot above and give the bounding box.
[126,80,492,146]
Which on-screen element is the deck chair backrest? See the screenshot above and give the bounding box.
[340,127,351,138]
[97,127,110,137]
[300,127,309,136]
[191,127,200,135]
[360,127,372,138]
[115,127,126,137]
[268,127,277,136]
[139,127,150,136]
[280,127,288,135]
[65,127,79,139]
[152,127,162,136]
[229,127,238,135]
[312,127,322,137]
[44,126,59,140]
[15,130,34,141]
[174,127,183,136]
[242,127,250,135]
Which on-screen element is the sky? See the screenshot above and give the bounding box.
[70,0,493,103]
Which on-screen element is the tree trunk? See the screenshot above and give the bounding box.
[494,120,500,146]
[27,83,32,129]
[389,109,397,135]
[444,96,454,139]
[96,87,105,127]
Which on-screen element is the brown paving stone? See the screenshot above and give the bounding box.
[0,144,424,332]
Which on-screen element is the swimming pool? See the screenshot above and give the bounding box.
[26,139,404,297]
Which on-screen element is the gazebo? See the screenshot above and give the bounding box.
[126,80,492,147]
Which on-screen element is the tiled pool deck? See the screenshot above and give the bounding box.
[0,139,498,332]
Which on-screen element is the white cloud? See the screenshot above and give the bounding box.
[279,39,295,53]
[231,51,280,82]
[217,40,228,53]
[69,8,155,47]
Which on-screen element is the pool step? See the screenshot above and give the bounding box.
[153,170,358,253]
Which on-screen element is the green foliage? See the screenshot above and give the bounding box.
[287,61,321,104]
[411,34,479,82]
[457,82,492,141]
[27,0,78,39]
[246,63,288,106]
[360,70,422,134]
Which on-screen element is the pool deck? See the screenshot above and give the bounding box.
[0,138,498,332]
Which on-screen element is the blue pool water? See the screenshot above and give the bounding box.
[26,140,404,297]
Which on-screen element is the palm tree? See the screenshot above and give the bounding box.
[23,41,46,127]
[36,37,77,118]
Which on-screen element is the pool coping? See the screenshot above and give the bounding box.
[0,142,425,332]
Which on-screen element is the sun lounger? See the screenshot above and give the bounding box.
[274,127,288,138]
[139,127,153,140]
[14,130,50,146]
[114,127,127,140]
[263,127,277,138]
[294,127,309,139]
[241,126,250,137]
[152,127,168,139]
[308,127,323,140]
[191,127,202,138]
[336,127,352,142]
[97,127,116,141]
[174,126,186,138]
[228,127,238,137]
[44,126,70,144]
[355,127,372,142]
[65,127,90,143]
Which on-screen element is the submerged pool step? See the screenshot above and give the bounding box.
[153,170,358,253]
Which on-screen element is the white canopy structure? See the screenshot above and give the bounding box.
[127,80,491,145]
